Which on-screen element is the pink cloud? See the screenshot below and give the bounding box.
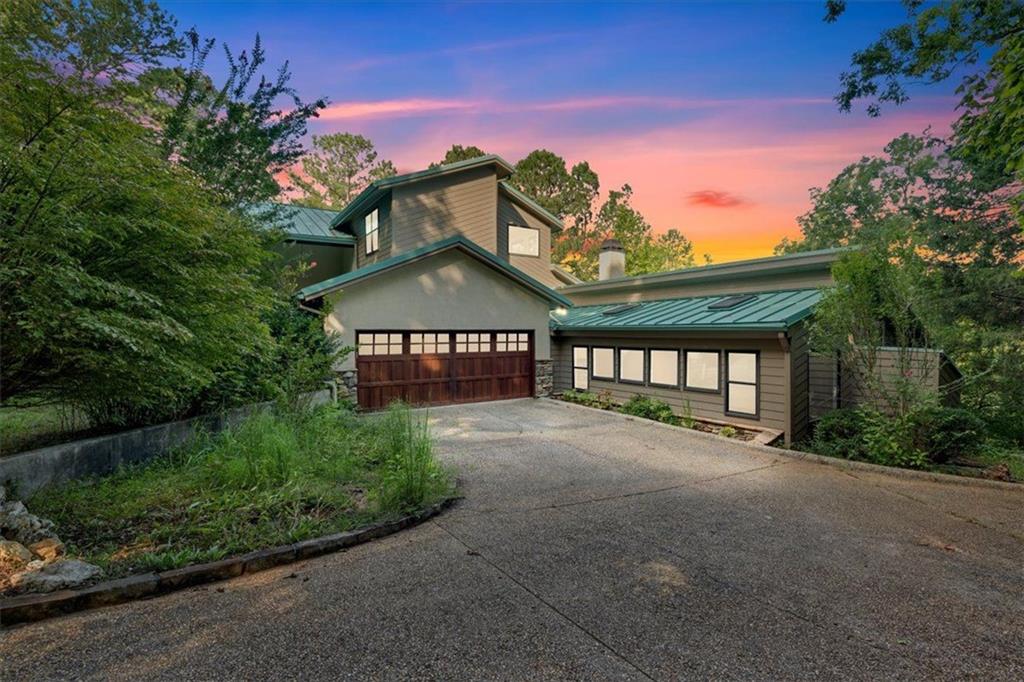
[318,98,481,120]
[687,190,751,208]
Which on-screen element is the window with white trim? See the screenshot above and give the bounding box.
[649,349,679,387]
[592,347,614,379]
[618,349,645,384]
[726,351,758,416]
[358,332,402,356]
[455,332,490,353]
[495,333,529,352]
[364,209,379,255]
[508,225,540,257]
[409,333,449,355]
[573,346,589,390]
[685,351,719,392]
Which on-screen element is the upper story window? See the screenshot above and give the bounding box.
[508,224,539,257]
[364,209,379,255]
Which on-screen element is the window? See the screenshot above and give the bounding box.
[496,333,529,352]
[685,351,720,392]
[410,333,449,355]
[592,347,614,379]
[649,350,679,388]
[364,209,379,255]
[508,225,540,257]
[573,346,589,390]
[358,332,402,356]
[726,351,759,417]
[618,349,645,384]
[455,332,490,353]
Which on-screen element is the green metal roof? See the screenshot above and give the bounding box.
[297,235,573,308]
[330,155,515,228]
[498,181,563,231]
[551,288,824,333]
[252,202,354,244]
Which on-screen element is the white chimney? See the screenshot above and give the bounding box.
[599,238,625,280]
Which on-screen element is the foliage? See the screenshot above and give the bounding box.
[1,1,278,428]
[810,408,868,460]
[620,395,676,424]
[153,29,326,206]
[679,399,696,429]
[290,132,396,209]
[560,389,615,410]
[810,404,985,468]
[779,133,1023,442]
[30,402,454,577]
[432,144,490,167]
[826,0,1024,181]
[718,426,738,439]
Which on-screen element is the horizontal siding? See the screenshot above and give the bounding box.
[808,353,838,420]
[390,166,498,255]
[565,271,833,306]
[552,334,788,433]
[353,197,393,269]
[840,348,942,412]
[498,195,559,288]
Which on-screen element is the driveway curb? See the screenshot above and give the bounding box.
[0,497,457,627]
[543,398,1021,492]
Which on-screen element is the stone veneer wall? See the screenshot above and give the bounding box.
[535,360,553,398]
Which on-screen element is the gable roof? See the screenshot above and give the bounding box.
[297,235,573,307]
[251,202,354,245]
[551,288,823,333]
[498,181,563,231]
[330,155,515,229]
[558,247,853,295]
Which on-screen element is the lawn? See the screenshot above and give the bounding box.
[27,402,454,578]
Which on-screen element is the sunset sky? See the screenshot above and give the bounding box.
[165,1,959,262]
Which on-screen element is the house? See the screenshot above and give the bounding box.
[291,155,955,444]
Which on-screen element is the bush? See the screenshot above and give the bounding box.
[373,403,450,513]
[811,408,868,460]
[861,410,928,468]
[620,395,676,424]
[561,389,615,410]
[911,406,985,464]
[718,426,737,438]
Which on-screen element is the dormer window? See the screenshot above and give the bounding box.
[364,209,379,255]
[508,224,539,257]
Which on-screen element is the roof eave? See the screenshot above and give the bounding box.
[498,182,564,231]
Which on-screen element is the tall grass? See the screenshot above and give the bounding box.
[29,401,453,577]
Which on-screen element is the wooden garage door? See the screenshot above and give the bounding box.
[355,331,534,410]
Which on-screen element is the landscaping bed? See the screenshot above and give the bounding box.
[1,402,454,595]
[557,390,760,441]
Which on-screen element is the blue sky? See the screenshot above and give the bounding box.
[163,1,960,261]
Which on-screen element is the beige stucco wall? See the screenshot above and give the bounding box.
[324,248,555,370]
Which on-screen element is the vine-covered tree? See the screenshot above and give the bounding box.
[290,133,396,208]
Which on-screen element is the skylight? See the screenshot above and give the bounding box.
[602,302,641,316]
[707,294,757,310]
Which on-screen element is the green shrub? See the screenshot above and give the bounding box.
[718,426,737,438]
[561,389,597,406]
[373,403,452,514]
[911,406,985,464]
[861,410,929,468]
[680,399,696,429]
[811,408,868,460]
[620,395,676,424]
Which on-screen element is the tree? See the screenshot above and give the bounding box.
[432,144,490,167]
[0,0,280,426]
[828,0,1024,182]
[290,133,396,208]
[778,133,1024,442]
[156,29,326,206]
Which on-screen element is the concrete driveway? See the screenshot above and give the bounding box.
[4,399,1022,680]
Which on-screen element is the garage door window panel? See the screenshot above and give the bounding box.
[358,332,403,356]
[410,333,450,355]
[496,333,529,352]
[456,333,491,353]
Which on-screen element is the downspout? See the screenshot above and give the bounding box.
[778,332,792,446]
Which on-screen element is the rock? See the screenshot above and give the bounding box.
[0,539,34,569]
[29,537,65,562]
[10,559,102,593]
[0,485,6,504]
[0,499,57,545]
[982,463,1012,482]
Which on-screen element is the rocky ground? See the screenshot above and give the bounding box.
[0,487,101,595]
